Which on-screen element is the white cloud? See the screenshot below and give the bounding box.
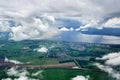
[75,17,120,31]
[95,52,120,80]
[2,78,12,80]
[0,0,103,18]
[5,57,22,64]
[96,52,120,66]
[75,18,104,31]
[81,20,99,29]
[69,27,74,31]
[105,56,120,66]
[36,47,48,53]
[9,14,59,41]
[3,67,42,80]
[32,70,43,76]
[74,17,120,32]
[95,63,120,80]
[99,52,120,60]
[102,17,120,28]
[59,27,74,31]
[72,75,89,80]
[14,76,31,80]
[59,27,69,31]
[0,0,108,31]
[7,67,28,77]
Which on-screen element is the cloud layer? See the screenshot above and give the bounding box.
[0,0,120,40]
[0,0,119,18]
[35,46,48,53]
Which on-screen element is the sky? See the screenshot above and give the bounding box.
[0,0,120,42]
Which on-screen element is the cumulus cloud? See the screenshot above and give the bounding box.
[96,52,120,66]
[76,17,120,31]
[76,19,100,31]
[105,56,120,66]
[2,67,43,80]
[0,14,60,41]
[9,14,59,41]
[102,17,120,28]
[72,75,89,80]
[7,67,29,77]
[95,52,120,80]
[5,57,23,64]
[0,0,102,35]
[95,63,120,80]
[36,46,48,53]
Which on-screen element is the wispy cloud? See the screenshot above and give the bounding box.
[35,46,48,53]
[5,57,22,64]
[59,27,74,31]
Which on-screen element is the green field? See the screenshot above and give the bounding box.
[0,68,114,80]
[42,68,113,80]
[44,58,59,64]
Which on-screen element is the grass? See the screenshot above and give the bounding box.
[2,44,23,51]
[11,55,59,65]
[86,47,110,53]
[11,55,45,65]
[42,68,113,80]
[44,58,59,64]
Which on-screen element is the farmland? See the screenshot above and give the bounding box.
[0,40,120,80]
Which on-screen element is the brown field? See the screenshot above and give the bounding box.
[19,62,77,69]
